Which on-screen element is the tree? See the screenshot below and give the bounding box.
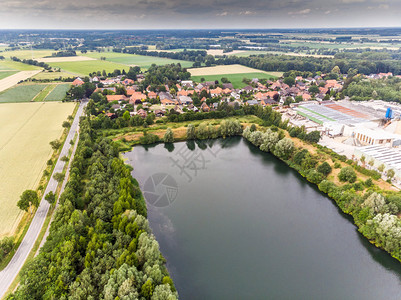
[317,162,332,176]
[378,164,385,173]
[141,279,154,299]
[123,111,131,121]
[283,76,295,87]
[308,85,319,94]
[50,139,61,151]
[62,121,71,129]
[331,66,341,74]
[186,124,196,140]
[53,172,65,182]
[17,190,39,214]
[274,138,294,160]
[305,131,321,143]
[163,128,174,143]
[387,169,395,181]
[45,191,56,205]
[0,237,14,261]
[338,166,357,183]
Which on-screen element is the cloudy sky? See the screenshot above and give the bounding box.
[0,0,400,29]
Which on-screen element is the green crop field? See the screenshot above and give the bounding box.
[191,72,279,88]
[0,84,48,103]
[45,84,71,101]
[0,71,17,80]
[83,52,194,69]
[0,59,41,71]
[48,60,130,76]
[33,84,56,102]
[0,102,76,237]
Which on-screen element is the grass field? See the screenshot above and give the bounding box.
[0,102,76,237]
[191,72,279,88]
[83,52,194,69]
[48,60,130,76]
[0,60,42,71]
[0,71,17,80]
[31,71,74,80]
[44,84,71,101]
[0,84,48,103]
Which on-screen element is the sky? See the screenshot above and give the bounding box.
[0,0,401,29]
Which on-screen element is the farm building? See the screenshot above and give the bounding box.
[353,127,398,147]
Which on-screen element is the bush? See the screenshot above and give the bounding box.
[334,162,341,169]
[140,133,160,145]
[0,237,14,262]
[317,162,332,176]
[365,178,373,187]
[163,128,174,143]
[338,166,357,183]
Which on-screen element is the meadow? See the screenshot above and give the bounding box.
[0,84,48,103]
[83,52,194,69]
[0,49,55,60]
[44,84,71,101]
[48,60,130,76]
[0,59,41,71]
[0,102,76,237]
[191,72,279,88]
[0,71,17,80]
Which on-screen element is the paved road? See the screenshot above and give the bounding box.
[0,101,86,299]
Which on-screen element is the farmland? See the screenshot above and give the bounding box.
[0,84,47,103]
[0,59,41,71]
[0,102,76,237]
[83,52,194,69]
[0,71,17,80]
[0,49,54,60]
[37,56,95,63]
[48,60,130,76]
[31,71,74,80]
[188,64,274,76]
[44,84,71,101]
[191,72,279,88]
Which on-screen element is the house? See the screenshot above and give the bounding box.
[177,90,189,97]
[148,91,157,99]
[261,98,277,106]
[92,76,100,82]
[111,104,122,110]
[247,100,259,106]
[302,93,312,101]
[94,87,116,94]
[181,80,194,88]
[161,98,176,106]
[178,95,193,105]
[201,102,210,112]
[105,112,117,119]
[154,109,165,117]
[222,83,233,89]
[243,85,254,93]
[122,78,135,85]
[106,95,127,102]
[137,109,147,118]
[129,92,146,104]
[159,92,173,101]
[210,87,223,96]
[72,77,84,86]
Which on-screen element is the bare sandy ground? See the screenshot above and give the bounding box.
[36,56,96,63]
[188,64,268,76]
[206,49,246,56]
[0,70,42,92]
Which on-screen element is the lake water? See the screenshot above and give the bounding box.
[124,137,401,300]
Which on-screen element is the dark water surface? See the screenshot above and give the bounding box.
[124,137,401,300]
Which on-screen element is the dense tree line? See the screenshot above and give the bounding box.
[10,56,51,70]
[213,54,401,75]
[8,117,177,299]
[117,48,207,63]
[142,64,191,88]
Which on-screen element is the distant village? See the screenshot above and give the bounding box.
[71,71,398,120]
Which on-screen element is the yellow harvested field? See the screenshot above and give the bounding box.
[37,56,96,63]
[0,102,76,237]
[188,64,270,76]
[0,70,42,93]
